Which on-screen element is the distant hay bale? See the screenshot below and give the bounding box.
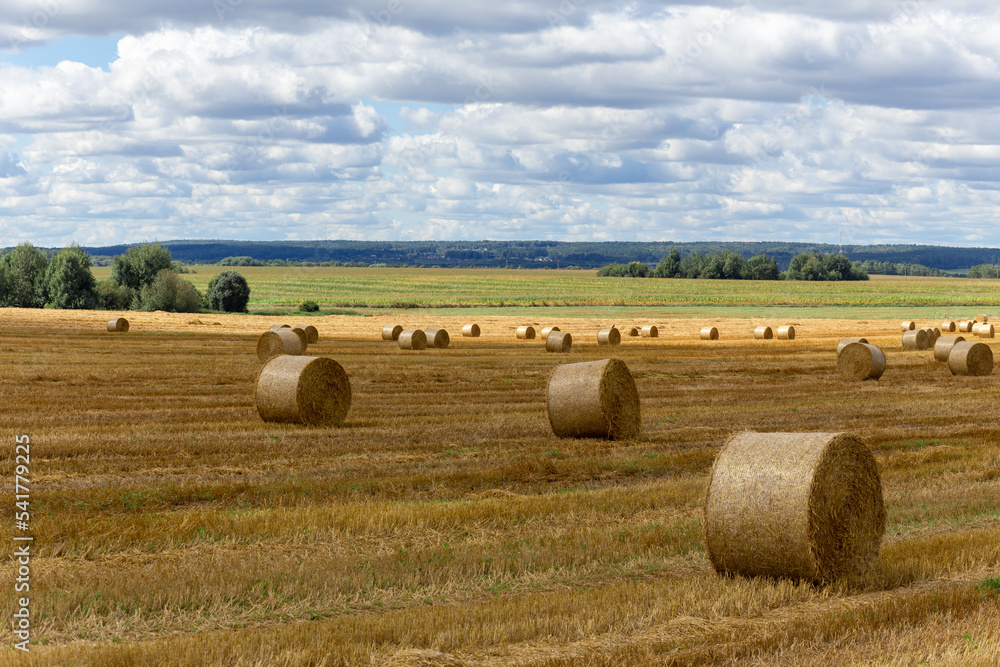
[836,337,868,355]
[948,341,993,376]
[901,329,929,350]
[516,326,536,340]
[641,325,658,338]
[958,321,975,333]
[626,327,640,336]
[289,327,309,349]
[705,432,885,583]
[753,326,773,340]
[539,326,560,339]
[837,343,886,381]
[597,327,621,345]
[398,329,427,350]
[777,325,795,340]
[381,325,403,341]
[901,320,915,331]
[461,324,481,337]
[978,323,996,338]
[107,317,129,333]
[977,314,988,323]
[425,327,450,348]
[933,335,965,362]
[545,331,572,353]
[255,355,351,427]
[940,321,956,332]
[269,324,291,332]
[295,325,319,344]
[547,358,640,439]
[700,327,719,340]
[256,329,305,362]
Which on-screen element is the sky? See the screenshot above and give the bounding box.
[1,1,1000,248]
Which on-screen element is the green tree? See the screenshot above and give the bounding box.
[140,269,202,313]
[653,248,681,278]
[95,279,136,310]
[1,242,49,308]
[206,270,250,312]
[111,243,174,291]
[745,254,780,280]
[43,244,98,309]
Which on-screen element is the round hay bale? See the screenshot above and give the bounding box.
[972,323,982,335]
[836,337,868,355]
[901,320,915,331]
[461,323,481,337]
[597,327,621,346]
[978,323,995,339]
[977,314,988,323]
[269,324,291,332]
[940,321,956,333]
[700,327,719,340]
[704,432,886,583]
[948,341,993,376]
[547,358,640,439]
[901,329,929,350]
[381,325,403,341]
[255,355,351,427]
[516,326,536,340]
[256,329,305,362]
[539,326,560,339]
[933,335,965,362]
[295,325,319,344]
[958,321,974,333]
[425,327,450,348]
[924,327,940,344]
[640,325,658,338]
[626,327,640,336]
[753,326,773,340]
[107,317,129,333]
[398,329,427,351]
[836,343,886,381]
[545,331,572,353]
[777,325,795,340]
[289,327,309,350]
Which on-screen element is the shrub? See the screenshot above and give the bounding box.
[206,270,251,312]
[140,269,202,312]
[96,279,136,310]
[299,300,320,312]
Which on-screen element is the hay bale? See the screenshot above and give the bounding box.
[837,343,886,381]
[295,325,319,344]
[978,323,995,339]
[545,331,572,353]
[641,325,658,338]
[516,326,536,340]
[289,327,309,350]
[777,325,795,340]
[597,327,621,346]
[753,326,773,340]
[381,325,403,341]
[700,327,719,340]
[461,324,481,337]
[255,355,351,426]
[901,329,929,350]
[836,337,868,355]
[269,324,291,332]
[539,326,561,339]
[626,327,640,336]
[547,358,640,439]
[901,320,915,331]
[107,317,129,333]
[958,321,975,333]
[977,314,988,323]
[924,327,940,344]
[704,432,885,583]
[398,329,427,350]
[940,321,956,332]
[425,327,450,349]
[256,329,305,362]
[933,335,965,362]
[948,341,994,376]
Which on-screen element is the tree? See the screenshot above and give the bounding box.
[653,248,681,278]
[745,254,780,280]
[43,244,97,309]
[111,243,174,291]
[140,269,202,313]
[95,279,135,310]
[1,242,49,308]
[206,270,251,312]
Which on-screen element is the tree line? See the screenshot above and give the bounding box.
[598,250,869,281]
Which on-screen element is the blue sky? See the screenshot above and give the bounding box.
[2,1,1000,247]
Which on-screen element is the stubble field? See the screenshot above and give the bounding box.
[2,270,1000,665]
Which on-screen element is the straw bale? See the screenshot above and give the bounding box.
[256,329,305,362]
[289,327,309,350]
[269,324,291,332]
[539,326,560,339]
[704,432,885,583]
[977,314,988,323]
[516,326,536,340]
[547,358,640,439]
[753,326,773,340]
[978,323,995,338]
[700,327,719,340]
[381,325,403,341]
[641,325,658,338]
[948,341,993,376]
[901,329,929,350]
[597,327,621,346]
[626,327,640,336]
[836,343,886,381]
[425,327,450,348]
[933,335,965,362]
[398,329,427,350]
[958,321,974,333]
[777,325,795,340]
[545,331,572,353]
[924,327,940,343]
[940,321,956,332]
[461,323,481,337]
[255,355,350,427]
[836,337,868,355]
[107,317,129,333]
[901,320,915,331]
[295,325,319,344]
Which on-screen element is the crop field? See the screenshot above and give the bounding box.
[2,273,1000,665]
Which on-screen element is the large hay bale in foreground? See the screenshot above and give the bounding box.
[425,327,450,348]
[753,326,773,340]
[626,327,640,337]
[978,323,995,339]
[641,325,658,338]
[940,321,956,333]
[901,320,915,332]
[704,432,886,583]
[547,358,640,439]
[700,327,719,341]
[837,343,886,381]
[777,325,795,340]
[597,327,621,346]
[901,329,929,350]
[539,326,560,339]
[398,329,427,350]
[545,331,572,353]
[381,325,403,341]
[516,326,536,340]
[295,325,319,344]
[958,321,974,333]
[107,317,129,333]
[269,324,291,332]
[256,329,305,362]
[461,324,481,337]
[934,335,965,362]
[255,355,351,427]
[948,341,993,376]
[836,337,868,355]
